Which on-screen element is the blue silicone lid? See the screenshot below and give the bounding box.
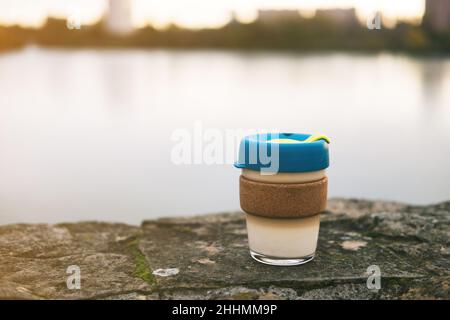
[234,133,329,173]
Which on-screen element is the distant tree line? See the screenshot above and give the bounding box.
[1,16,450,53]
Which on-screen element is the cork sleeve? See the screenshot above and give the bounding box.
[239,176,328,218]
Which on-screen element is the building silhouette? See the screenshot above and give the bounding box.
[257,10,301,24]
[105,0,133,34]
[315,8,358,27]
[424,0,450,31]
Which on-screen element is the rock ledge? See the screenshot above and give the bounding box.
[0,199,448,299]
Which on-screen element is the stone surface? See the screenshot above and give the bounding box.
[0,199,448,300]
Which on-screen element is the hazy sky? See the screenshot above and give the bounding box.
[0,0,426,29]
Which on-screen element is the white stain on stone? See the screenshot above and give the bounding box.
[231,229,247,235]
[196,242,222,255]
[115,235,128,242]
[152,268,179,277]
[196,258,216,265]
[192,226,210,236]
[341,240,368,251]
[16,286,31,294]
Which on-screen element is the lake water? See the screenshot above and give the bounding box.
[0,47,449,225]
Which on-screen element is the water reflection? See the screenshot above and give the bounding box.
[419,57,448,109]
[0,48,449,225]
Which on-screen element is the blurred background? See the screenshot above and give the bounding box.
[0,0,450,225]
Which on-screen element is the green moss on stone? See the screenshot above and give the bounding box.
[127,239,155,285]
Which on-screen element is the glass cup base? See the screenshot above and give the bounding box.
[249,250,315,266]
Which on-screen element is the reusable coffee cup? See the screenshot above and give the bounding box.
[235,133,330,266]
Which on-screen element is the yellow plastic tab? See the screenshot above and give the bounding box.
[303,134,330,144]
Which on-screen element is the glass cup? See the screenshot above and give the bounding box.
[242,169,325,266]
